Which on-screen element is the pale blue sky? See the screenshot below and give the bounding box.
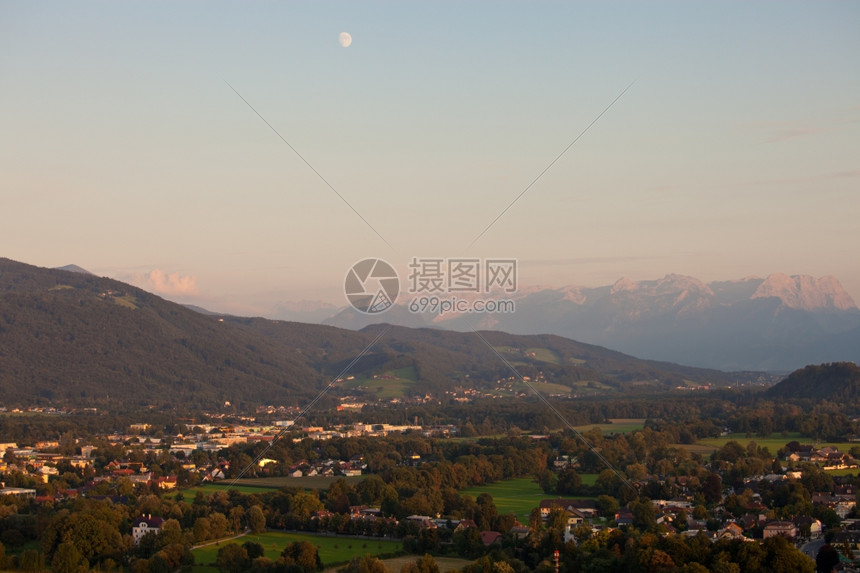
[2,1,858,314]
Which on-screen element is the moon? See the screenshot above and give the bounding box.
[339,32,352,48]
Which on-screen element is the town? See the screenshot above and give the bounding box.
[1,393,859,573]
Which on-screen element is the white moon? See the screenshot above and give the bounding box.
[339,32,352,48]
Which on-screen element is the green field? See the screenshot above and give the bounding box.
[177,476,363,499]
[573,418,647,435]
[525,348,561,365]
[193,531,402,572]
[824,468,860,477]
[458,475,599,520]
[460,478,545,519]
[570,380,614,393]
[513,380,572,395]
[178,484,276,498]
[690,433,858,456]
[344,366,417,398]
[231,476,365,490]
[112,294,140,309]
[494,346,561,366]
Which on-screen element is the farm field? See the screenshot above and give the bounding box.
[192,531,402,572]
[824,468,860,477]
[177,476,363,499]
[177,483,277,498]
[344,366,417,398]
[688,433,858,456]
[459,475,599,520]
[230,476,365,489]
[573,418,646,435]
[512,380,572,395]
[459,478,544,519]
[493,346,561,366]
[524,347,562,365]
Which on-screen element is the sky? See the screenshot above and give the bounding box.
[2,1,859,317]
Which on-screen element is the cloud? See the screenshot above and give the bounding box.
[132,269,199,297]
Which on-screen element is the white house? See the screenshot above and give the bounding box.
[132,515,164,545]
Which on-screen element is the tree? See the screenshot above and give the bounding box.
[675,509,689,532]
[193,517,211,543]
[42,510,123,566]
[209,512,230,539]
[556,468,582,495]
[816,544,840,573]
[19,550,44,572]
[242,541,265,560]
[249,505,266,534]
[400,554,440,573]
[51,542,88,573]
[630,498,656,531]
[216,544,249,573]
[625,463,648,481]
[546,509,569,533]
[702,473,723,505]
[117,477,134,496]
[291,492,324,521]
[596,495,619,518]
[339,555,391,573]
[637,548,675,572]
[453,526,484,559]
[536,468,557,494]
[281,541,321,572]
[679,561,710,572]
[229,506,245,533]
[762,535,814,573]
[474,493,498,528]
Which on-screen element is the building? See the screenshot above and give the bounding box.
[539,498,598,521]
[763,521,797,539]
[0,485,36,499]
[132,515,164,545]
[793,516,823,539]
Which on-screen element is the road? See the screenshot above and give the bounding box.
[801,538,825,562]
[193,529,249,549]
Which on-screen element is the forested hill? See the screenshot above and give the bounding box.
[0,258,333,409]
[766,362,860,401]
[1,258,744,410]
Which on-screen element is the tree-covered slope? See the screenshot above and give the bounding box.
[766,362,860,401]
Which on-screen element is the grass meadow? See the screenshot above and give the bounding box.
[689,433,858,456]
[458,475,600,520]
[192,531,402,572]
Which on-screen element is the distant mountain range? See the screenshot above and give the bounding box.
[324,273,860,371]
[0,258,752,409]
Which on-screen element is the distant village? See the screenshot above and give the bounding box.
[2,410,859,555]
